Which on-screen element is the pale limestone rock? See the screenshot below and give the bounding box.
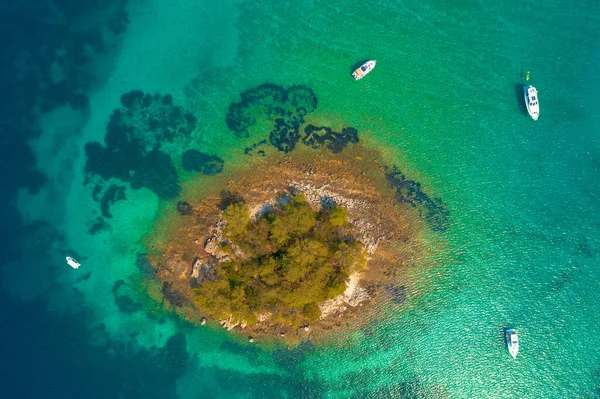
[257,312,272,322]
[191,256,217,284]
[219,316,239,331]
[319,272,370,319]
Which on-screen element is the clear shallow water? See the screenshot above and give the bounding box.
[1,0,599,398]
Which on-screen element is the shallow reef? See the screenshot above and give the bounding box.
[112,279,143,314]
[181,150,224,175]
[91,184,127,218]
[115,90,197,149]
[269,118,302,153]
[136,253,158,281]
[303,125,359,153]
[385,283,406,305]
[130,149,181,199]
[385,166,450,232]
[226,83,318,153]
[84,90,198,199]
[227,83,364,156]
[88,217,109,235]
[176,201,194,216]
[244,140,268,157]
[162,282,186,307]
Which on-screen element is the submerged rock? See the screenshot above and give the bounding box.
[88,217,109,235]
[385,166,450,232]
[176,200,194,215]
[162,281,186,307]
[99,184,126,218]
[112,279,143,314]
[269,118,301,153]
[385,283,406,305]
[303,125,359,153]
[84,90,199,199]
[226,83,318,152]
[129,149,181,199]
[181,150,224,175]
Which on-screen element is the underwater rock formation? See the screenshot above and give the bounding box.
[226,84,285,137]
[176,201,194,216]
[91,184,127,218]
[244,140,268,157]
[129,149,181,199]
[269,118,302,153]
[181,150,224,175]
[385,167,450,232]
[227,84,361,156]
[385,283,406,305]
[162,282,186,307]
[136,253,157,280]
[115,90,197,150]
[112,279,143,314]
[84,90,197,199]
[225,83,318,153]
[100,90,196,156]
[88,217,109,235]
[303,125,359,153]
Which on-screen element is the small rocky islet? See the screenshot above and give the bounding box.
[86,83,448,341]
[147,144,440,341]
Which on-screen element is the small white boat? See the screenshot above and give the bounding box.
[352,60,376,80]
[505,328,519,359]
[66,256,81,269]
[523,85,539,120]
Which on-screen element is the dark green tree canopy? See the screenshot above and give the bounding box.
[193,195,366,328]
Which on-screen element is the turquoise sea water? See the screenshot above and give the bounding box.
[1,0,599,398]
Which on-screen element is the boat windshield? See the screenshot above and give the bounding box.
[361,66,367,71]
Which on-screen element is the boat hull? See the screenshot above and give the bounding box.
[66,256,81,269]
[352,60,376,80]
[523,85,539,120]
[505,328,519,359]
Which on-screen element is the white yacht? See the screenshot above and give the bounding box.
[505,328,519,359]
[523,85,539,120]
[352,60,376,80]
[66,256,81,269]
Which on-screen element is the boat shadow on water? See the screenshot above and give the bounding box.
[514,83,529,117]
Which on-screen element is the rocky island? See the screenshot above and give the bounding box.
[136,83,449,342]
[145,142,444,341]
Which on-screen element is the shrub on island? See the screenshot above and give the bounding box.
[193,195,366,328]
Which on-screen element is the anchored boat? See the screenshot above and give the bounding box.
[66,256,81,269]
[352,60,376,80]
[523,85,539,120]
[505,328,519,359]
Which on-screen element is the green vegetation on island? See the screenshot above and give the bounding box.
[193,195,366,328]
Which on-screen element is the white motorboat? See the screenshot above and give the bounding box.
[352,60,376,80]
[523,85,539,120]
[505,328,519,359]
[66,256,81,269]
